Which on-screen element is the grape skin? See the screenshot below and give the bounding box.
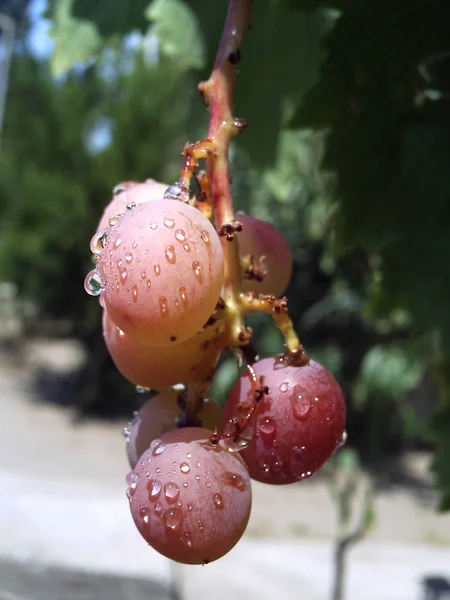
[238,215,292,297]
[97,180,168,232]
[98,200,224,346]
[128,427,252,565]
[102,311,222,391]
[222,357,346,485]
[126,391,223,468]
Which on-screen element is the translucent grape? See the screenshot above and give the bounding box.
[97,180,168,232]
[126,391,223,468]
[222,356,346,484]
[238,215,292,297]
[97,201,224,345]
[128,427,251,564]
[102,311,222,390]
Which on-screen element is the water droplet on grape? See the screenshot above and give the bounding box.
[112,183,126,195]
[126,201,136,211]
[192,261,204,283]
[150,223,158,230]
[200,230,210,244]
[279,381,289,393]
[164,507,183,530]
[159,296,169,317]
[195,475,200,481]
[290,386,311,420]
[182,532,193,547]
[205,481,211,488]
[259,417,276,440]
[114,237,123,248]
[147,479,162,501]
[126,471,140,486]
[183,482,188,488]
[260,462,270,474]
[164,184,188,203]
[150,439,166,456]
[90,230,108,255]
[183,243,191,252]
[138,505,149,518]
[125,252,133,263]
[132,241,138,249]
[163,216,175,228]
[84,269,105,296]
[154,264,161,276]
[146,280,152,291]
[109,214,121,227]
[164,482,180,503]
[136,385,150,394]
[180,462,190,474]
[175,229,186,242]
[222,472,245,491]
[132,285,138,302]
[154,502,163,516]
[140,271,146,280]
[213,493,224,509]
[165,245,176,264]
[179,287,188,307]
[290,445,309,480]
[126,486,135,500]
[186,453,192,459]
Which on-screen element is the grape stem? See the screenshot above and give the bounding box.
[199,0,253,345]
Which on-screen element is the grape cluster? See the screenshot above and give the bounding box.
[85,179,346,565]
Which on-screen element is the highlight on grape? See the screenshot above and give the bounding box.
[84,0,346,566]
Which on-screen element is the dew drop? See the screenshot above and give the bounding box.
[112,183,127,195]
[200,230,210,244]
[109,214,121,227]
[187,502,193,511]
[140,271,146,280]
[213,493,224,509]
[132,241,138,249]
[165,245,176,264]
[126,201,136,211]
[126,486,135,500]
[132,285,138,302]
[147,479,162,502]
[180,462,190,474]
[259,417,276,440]
[279,381,289,393]
[150,223,158,230]
[338,430,348,448]
[290,445,310,480]
[205,481,211,488]
[182,532,193,547]
[222,472,245,491]
[164,184,188,203]
[126,471,140,486]
[164,507,183,530]
[175,229,186,242]
[192,261,204,284]
[84,269,105,297]
[146,280,152,291]
[183,243,191,252]
[90,230,108,255]
[163,216,175,228]
[183,482,188,488]
[186,453,192,459]
[125,252,133,263]
[195,475,200,481]
[290,386,311,420]
[179,287,188,307]
[159,296,169,317]
[136,385,150,394]
[260,462,270,475]
[114,236,123,249]
[164,482,180,503]
[150,439,166,456]
[154,264,161,276]
[154,502,163,516]
[138,505,149,518]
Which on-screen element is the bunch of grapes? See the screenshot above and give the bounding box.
[85,177,346,565]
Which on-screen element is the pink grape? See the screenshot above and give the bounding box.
[97,200,224,345]
[97,180,168,232]
[102,311,222,390]
[222,356,346,484]
[238,215,292,297]
[126,391,223,468]
[127,427,252,564]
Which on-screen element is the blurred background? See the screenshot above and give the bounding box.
[1,0,450,598]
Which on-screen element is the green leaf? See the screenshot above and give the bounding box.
[428,402,450,511]
[72,0,149,36]
[353,343,424,407]
[146,0,205,70]
[50,0,101,77]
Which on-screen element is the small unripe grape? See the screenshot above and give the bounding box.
[222,356,346,484]
[98,200,224,345]
[128,427,252,564]
[126,391,223,468]
[238,215,292,297]
[97,180,168,232]
[102,311,222,390]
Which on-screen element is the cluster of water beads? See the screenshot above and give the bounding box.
[163,183,189,203]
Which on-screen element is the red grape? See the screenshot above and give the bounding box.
[126,391,223,468]
[238,215,292,297]
[102,311,222,390]
[127,427,251,564]
[96,179,168,233]
[222,356,346,484]
[97,200,224,345]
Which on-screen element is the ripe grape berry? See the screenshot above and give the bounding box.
[238,215,292,297]
[126,391,223,469]
[128,427,251,565]
[97,200,224,346]
[222,356,346,484]
[102,311,222,390]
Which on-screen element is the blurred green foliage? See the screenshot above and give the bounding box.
[1,0,449,506]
